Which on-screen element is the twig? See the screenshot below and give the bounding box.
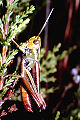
[64,0,73,41]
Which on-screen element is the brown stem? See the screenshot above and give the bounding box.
[44,0,51,56]
[64,0,73,41]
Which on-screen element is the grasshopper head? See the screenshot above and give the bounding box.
[27,36,41,49]
[24,36,41,60]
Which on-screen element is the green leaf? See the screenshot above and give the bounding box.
[0,0,3,6]
[7,0,19,11]
[0,19,4,33]
[6,49,18,66]
[55,111,60,120]
[53,43,61,53]
[40,48,45,59]
[70,116,73,120]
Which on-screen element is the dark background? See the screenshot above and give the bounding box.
[1,0,80,120]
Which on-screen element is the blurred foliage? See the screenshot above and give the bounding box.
[40,44,76,98]
[58,84,80,120]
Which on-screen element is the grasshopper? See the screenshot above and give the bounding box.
[6,8,54,112]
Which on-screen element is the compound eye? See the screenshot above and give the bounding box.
[33,39,40,45]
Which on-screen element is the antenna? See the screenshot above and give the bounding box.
[37,8,54,37]
[12,39,25,53]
